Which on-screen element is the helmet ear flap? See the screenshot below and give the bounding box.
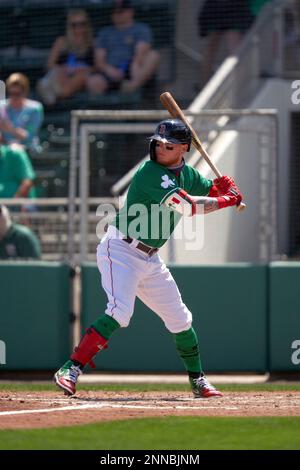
[149,139,157,160]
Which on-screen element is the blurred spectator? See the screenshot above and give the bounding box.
[0,205,41,260]
[0,144,36,198]
[0,73,43,155]
[249,0,272,17]
[37,9,94,105]
[198,0,254,84]
[284,0,300,44]
[87,0,160,94]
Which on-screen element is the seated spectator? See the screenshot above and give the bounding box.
[281,0,299,45]
[0,205,41,260]
[37,9,94,105]
[0,143,36,198]
[0,73,44,155]
[198,0,254,85]
[87,0,160,94]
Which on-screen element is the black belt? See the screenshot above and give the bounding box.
[123,236,158,256]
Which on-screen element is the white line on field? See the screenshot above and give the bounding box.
[0,403,239,417]
[0,405,93,416]
[0,396,197,404]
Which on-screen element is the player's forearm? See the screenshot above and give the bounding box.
[164,190,239,216]
[193,196,221,214]
[193,194,240,214]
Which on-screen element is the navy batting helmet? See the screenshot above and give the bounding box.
[148,119,192,160]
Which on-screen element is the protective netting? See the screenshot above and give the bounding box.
[1,1,299,262]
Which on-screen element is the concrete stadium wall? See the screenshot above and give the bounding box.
[0,262,299,373]
[0,263,71,370]
[81,263,268,372]
[269,262,300,371]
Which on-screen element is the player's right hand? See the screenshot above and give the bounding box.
[228,185,243,206]
[215,176,243,207]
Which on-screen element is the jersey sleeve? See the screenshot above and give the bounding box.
[188,167,213,196]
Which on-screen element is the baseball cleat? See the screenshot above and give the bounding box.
[54,360,82,396]
[190,375,223,398]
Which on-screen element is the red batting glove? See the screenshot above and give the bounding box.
[217,194,242,209]
[213,176,235,195]
[227,185,243,206]
[208,184,219,197]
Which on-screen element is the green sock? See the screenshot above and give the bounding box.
[173,327,202,376]
[92,314,120,340]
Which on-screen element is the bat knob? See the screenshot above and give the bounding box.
[236,202,247,212]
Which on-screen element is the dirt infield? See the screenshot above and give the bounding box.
[0,390,300,429]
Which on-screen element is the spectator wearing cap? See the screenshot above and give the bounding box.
[88,0,160,94]
[0,205,41,260]
[0,73,44,155]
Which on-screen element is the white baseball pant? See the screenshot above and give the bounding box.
[96,225,192,333]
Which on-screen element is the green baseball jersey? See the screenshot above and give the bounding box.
[0,145,36,198]
[0,223,41,259]
[113,160,212,248]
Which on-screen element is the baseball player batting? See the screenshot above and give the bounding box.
[54,119,243,398]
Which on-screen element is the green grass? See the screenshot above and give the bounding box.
[1,382,300,450]
[0,382,300,393]
[0,417,300,450]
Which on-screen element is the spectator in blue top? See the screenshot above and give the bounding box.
[0,73,44,155]
[37,9,94,105]
[87,0,160,94]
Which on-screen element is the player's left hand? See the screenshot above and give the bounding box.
[213,176,235,195]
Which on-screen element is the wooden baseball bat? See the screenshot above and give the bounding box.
[160,91,246,212]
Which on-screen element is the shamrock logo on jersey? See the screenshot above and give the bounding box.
[161,175,176,189]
